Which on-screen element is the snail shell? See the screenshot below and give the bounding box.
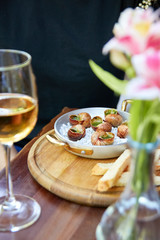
[69,112,91,128]
[117,122,129,138]
[68,124,86,141]
[104,109,123,127]
[91,130,115,146]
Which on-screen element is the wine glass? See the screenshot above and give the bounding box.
[0,49,41,232]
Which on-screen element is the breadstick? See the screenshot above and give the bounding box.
[115,172,160,187]
[97,149,131,192]
[91,163,113,176]
[154,149,160,163]
[92,148,160,176]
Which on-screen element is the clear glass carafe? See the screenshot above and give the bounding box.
[96,139,160,240]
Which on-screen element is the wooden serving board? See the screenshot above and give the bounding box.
[27,129,126,207]
[27,130,160,207]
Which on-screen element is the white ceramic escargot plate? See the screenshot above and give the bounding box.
[54,107,129,159]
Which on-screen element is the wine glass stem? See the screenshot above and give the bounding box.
[3,143,16,209]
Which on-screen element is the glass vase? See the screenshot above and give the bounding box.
[96,138,160,240]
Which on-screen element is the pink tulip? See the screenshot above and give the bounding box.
[126,49,160,99]
[103,8,160,56]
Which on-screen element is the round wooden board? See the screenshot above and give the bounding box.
[27,130,125,207]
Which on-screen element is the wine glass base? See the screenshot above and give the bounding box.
[0,194,41,232]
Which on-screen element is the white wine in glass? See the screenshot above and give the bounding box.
[0,49,41,232]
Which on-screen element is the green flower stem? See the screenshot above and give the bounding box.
[116,203,139,240]
[129,99,160,144]
[131,148,152,196]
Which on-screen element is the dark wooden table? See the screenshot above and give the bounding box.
[0,107,105,240]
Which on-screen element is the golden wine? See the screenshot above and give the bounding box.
[0,93,38,143]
